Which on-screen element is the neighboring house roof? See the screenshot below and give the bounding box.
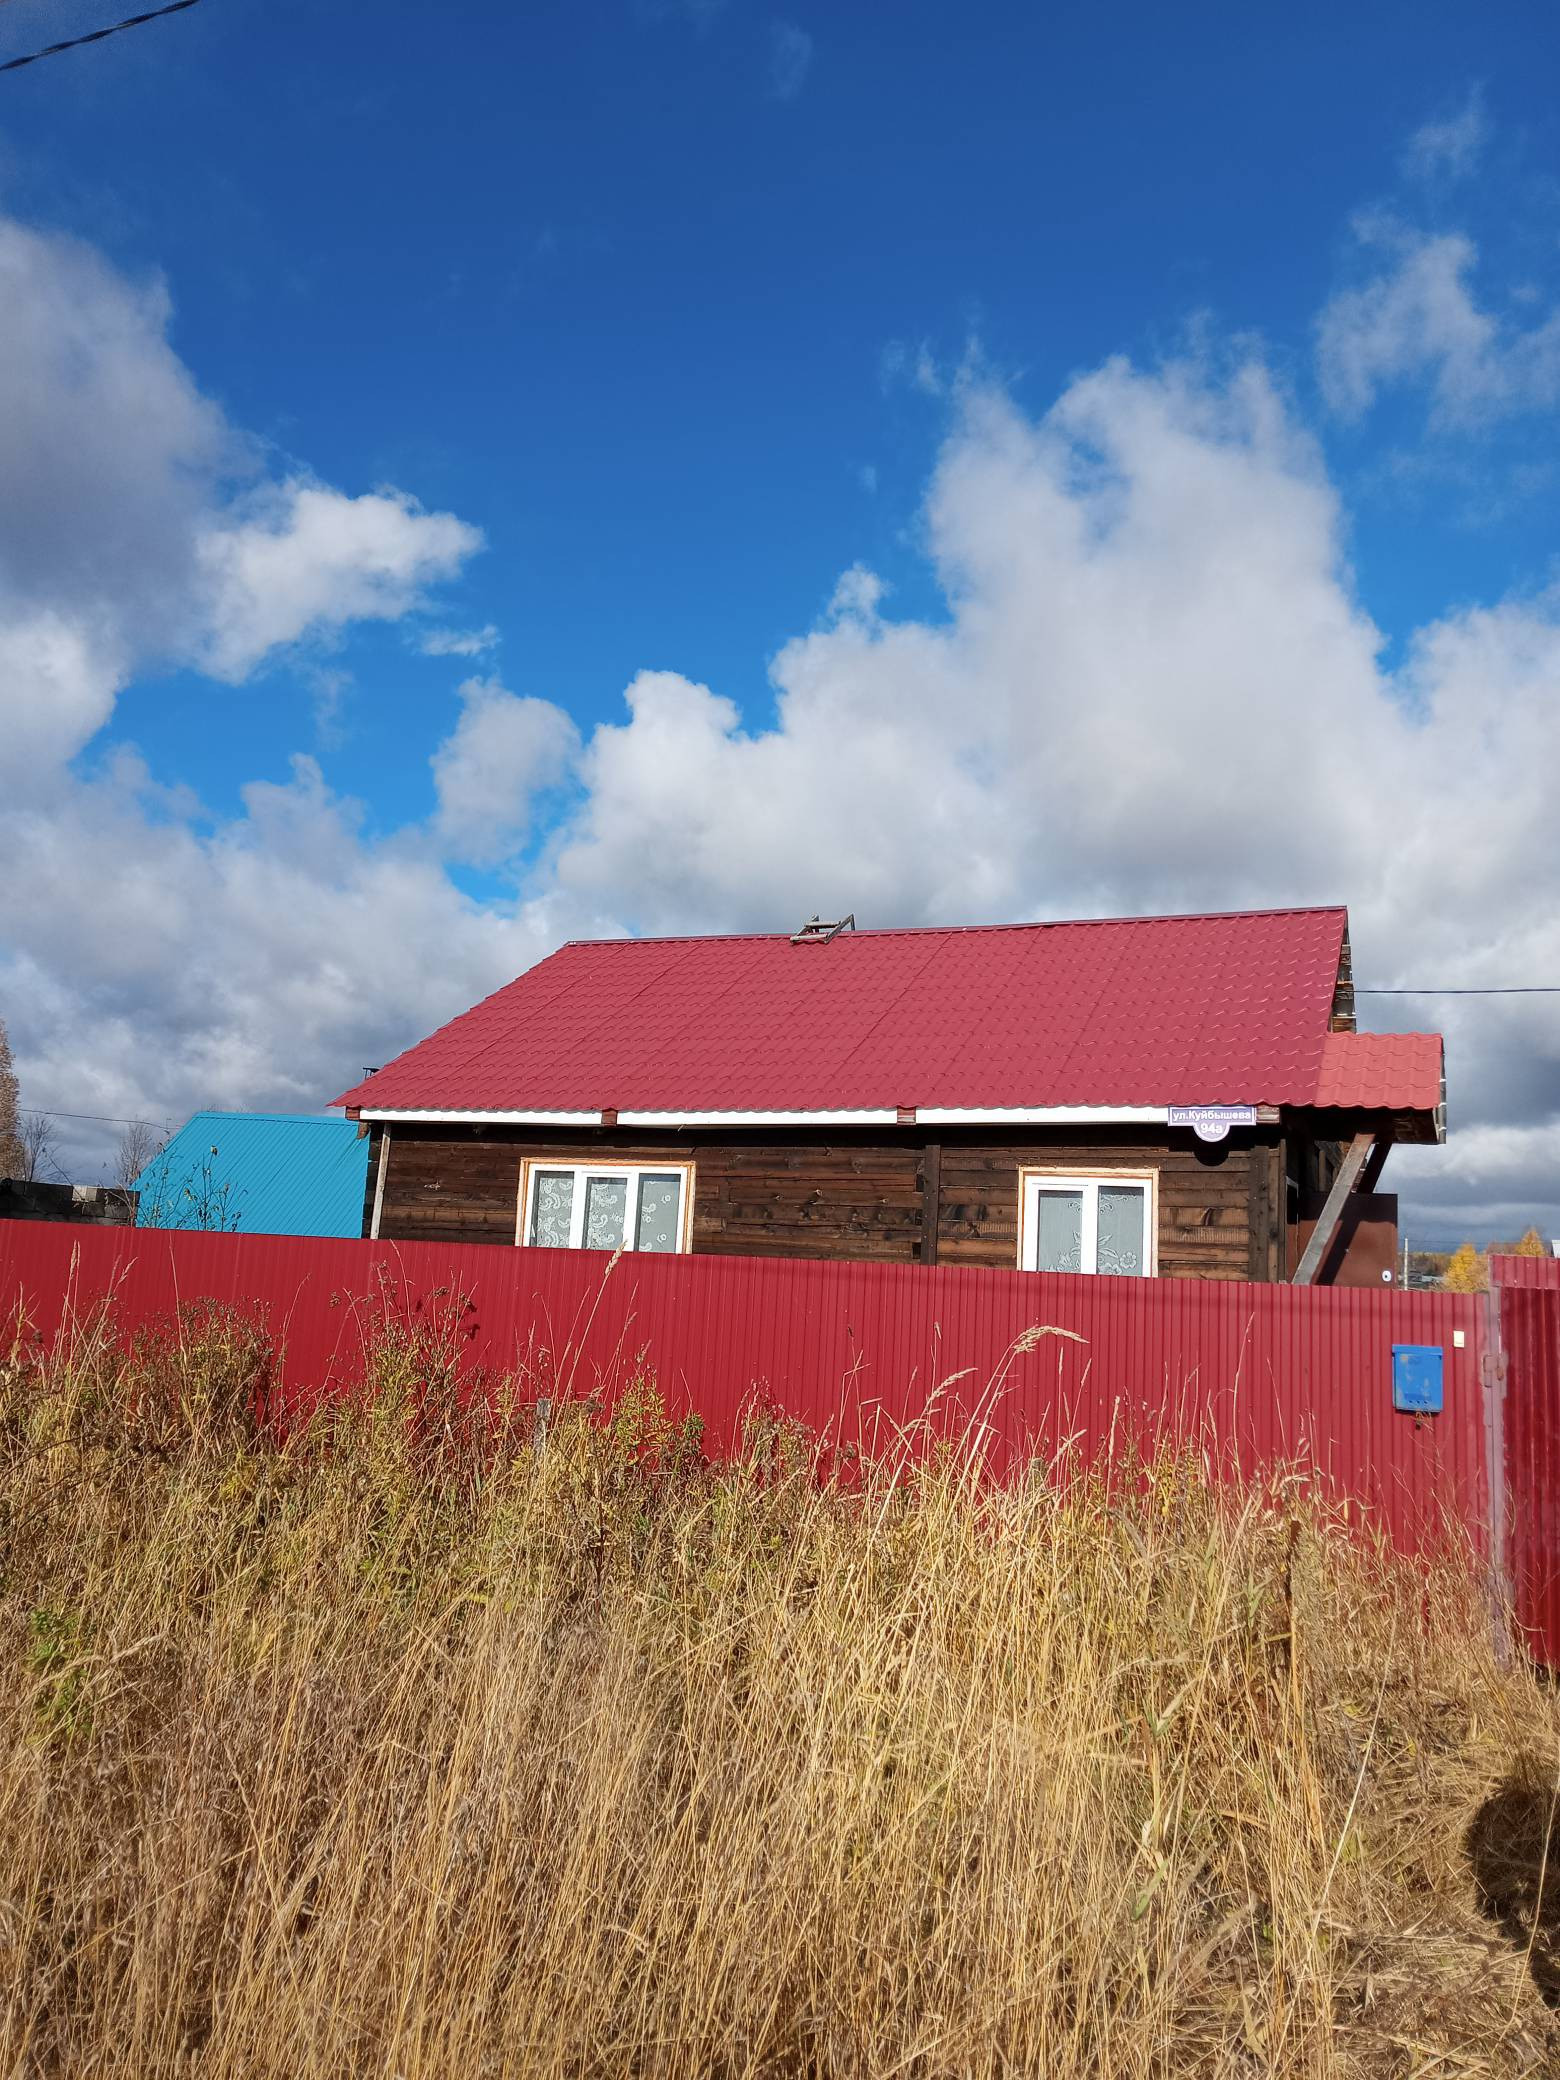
[334,907,1444,1133]
[135,1112,369,1237]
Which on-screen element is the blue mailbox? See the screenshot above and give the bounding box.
[1392,1344,1444,1415]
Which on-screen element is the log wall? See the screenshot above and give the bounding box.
[368,1123,1289,1282]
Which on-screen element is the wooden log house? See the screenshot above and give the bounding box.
[333,907,1445,1285]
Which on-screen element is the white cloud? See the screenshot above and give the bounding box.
[554,362,1385,931]
[1318,225,1488,421]
[0,209,484,754]
[196,483,482,682]
[1401,89,1486,184]
[0,219,230,651]
[0,613,126,788]
[1317,219,1560,428]
[826,563,886,620]
[768,19,813,101]
[881,338,950,397]
[431,676,580,866]
[418,623,500,658]
[0,755,578,1165]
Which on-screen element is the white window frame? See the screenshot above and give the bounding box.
[516,1159,696,1254]
[1016,1168,1158,1277]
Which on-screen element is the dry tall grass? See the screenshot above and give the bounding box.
[2,1300,1558,2078]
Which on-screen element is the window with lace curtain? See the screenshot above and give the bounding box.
[1017,1171,1155,1276]
[518,1161,693,1253]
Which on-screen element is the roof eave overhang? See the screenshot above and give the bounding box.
[349,1102,1288,1129]
[1284,1103,1446,1147]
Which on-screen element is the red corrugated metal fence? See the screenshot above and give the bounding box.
[1490,1251,1560,1290]
[0,1219,1493,1561]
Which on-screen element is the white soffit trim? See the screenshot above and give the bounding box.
[616,1109,901,1127]
[358,1108,600,1126]
[359,1104,1178,1127]
[918,1105,1170,1125]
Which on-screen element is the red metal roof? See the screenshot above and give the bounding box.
[333,907,1439,1122]
[1313,1031,1443,1114]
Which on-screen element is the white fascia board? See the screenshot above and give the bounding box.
[615,1108,900,1127]
[918,1105,1170,1125]
[360,1104,1175,1128]
[358,1108,600,1126]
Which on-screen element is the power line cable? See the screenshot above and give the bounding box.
[1354,986,1560,997]
[19,1106,170,1129]
[1,0,200,74]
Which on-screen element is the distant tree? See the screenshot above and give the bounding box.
[17,1110,65,1184]
[1512,1226,1551,1258]
[1441,1241,1489,1293]
[0,1018,21,1181]
[111,1119,168,1222]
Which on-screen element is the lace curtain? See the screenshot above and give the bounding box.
[583,1175,628,1250]
[635,1174,683,1253]
[1032,1181,1147,1275]
[1097,1185,1146,1276]
[1035,1189,1084,1274]
[529,1171,574,1248]
[529,1168,685,1253]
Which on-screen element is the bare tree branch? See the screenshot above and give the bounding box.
[110,1118,167,1221]
[17,1110,63,1185]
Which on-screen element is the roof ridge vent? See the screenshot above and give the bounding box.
[790,913,855,946]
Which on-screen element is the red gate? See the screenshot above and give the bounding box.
[1490,1254,1560,1668]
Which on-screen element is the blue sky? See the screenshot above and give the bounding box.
[8,0,1555,802]
[1,0,1558,1242]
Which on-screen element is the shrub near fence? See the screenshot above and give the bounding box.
[0,1217,1492,1557]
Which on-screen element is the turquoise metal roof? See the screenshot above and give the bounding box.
[133,1112,369,1238]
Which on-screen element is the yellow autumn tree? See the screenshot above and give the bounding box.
[1440,1241,1488,1292]
[1512,1225,1551,1257]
